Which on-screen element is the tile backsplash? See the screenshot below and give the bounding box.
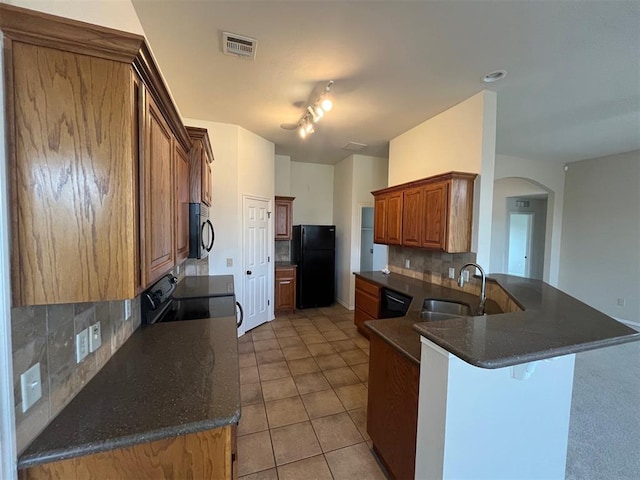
[275,240,291,262]
[10,257,208,453]
[388,245,477,280]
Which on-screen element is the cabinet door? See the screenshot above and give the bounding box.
[274,198,293,240]
[373,196,387,244]
[10,42,136,305]
[202,154,212,206]
[143,93,175,285]
[386,192,403,245]
[402,187,422,247]
[422,182,449,250]
[175,142,190,263]
[275,267,296,311]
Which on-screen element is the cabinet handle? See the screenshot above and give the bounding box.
[280,280,291,284]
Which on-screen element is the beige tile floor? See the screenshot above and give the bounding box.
[237,305,389,480]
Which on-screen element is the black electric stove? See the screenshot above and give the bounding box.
[141,274,243,327]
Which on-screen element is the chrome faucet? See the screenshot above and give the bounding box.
[457,263,486,315]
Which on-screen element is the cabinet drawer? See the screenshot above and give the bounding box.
[355,277,380,298]
[276,266,296,279]
[354,309,375,338]
[356,291,380,318]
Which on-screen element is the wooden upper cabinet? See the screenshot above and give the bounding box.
[422,182,448,250]
[372,172,476,253]
[402,187,423,247]
[274,196,295,240]
[186,126,214,206]
[374,192,403,245]
[7,41,138,306]
[142,92,176,286]
[175,142,190,264]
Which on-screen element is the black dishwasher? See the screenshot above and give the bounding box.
[379,288,412,318]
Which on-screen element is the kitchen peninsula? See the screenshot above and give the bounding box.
[357,271,639,480]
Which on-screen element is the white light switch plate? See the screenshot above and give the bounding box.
[89,321,101,352]
[76,328,89,363]
[124,299,132,320]
[20,363,42,413]
[226,258,233,267]
[449,267,456,279]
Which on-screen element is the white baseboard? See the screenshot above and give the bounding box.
[335,298,354,311]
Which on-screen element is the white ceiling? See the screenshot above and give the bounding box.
[132,1,640,165]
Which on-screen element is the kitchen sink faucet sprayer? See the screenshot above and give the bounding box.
[457,263,486,315]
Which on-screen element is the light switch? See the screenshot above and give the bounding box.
[76,328,89,363]
[124,299,132,320]
[20,363,42,412]
[226,258,233,267]
[89,322,101,352]
[448,267,456,279]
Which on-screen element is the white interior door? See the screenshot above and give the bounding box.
[243,197,270,331]
[507,212,533,277]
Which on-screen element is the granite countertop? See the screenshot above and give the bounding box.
[358,272,639,369]
[173,274,235,299]
[18,316,240,468]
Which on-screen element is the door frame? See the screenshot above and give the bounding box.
[241,194,273,336]
[506,211,534,277]
[0,31,17,478]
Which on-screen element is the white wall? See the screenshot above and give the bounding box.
[6,0,145,34]
[290,162,334,225]
[494,155,566,285]
[333,157,354,309]
[183,119,275,333]
[559,150,640,324]
[274,155,291,196]
[490,178,548,277]
[388,91,497,267]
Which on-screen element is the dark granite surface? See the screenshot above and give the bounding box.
[275,261,297,268]
[18,316,240,468]
[358,272,639,369]
[173,274,235,299]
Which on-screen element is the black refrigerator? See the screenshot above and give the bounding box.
[291,225,336,309]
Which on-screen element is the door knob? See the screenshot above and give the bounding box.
[246,270,252,275]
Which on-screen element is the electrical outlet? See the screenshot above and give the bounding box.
[448,267,456,279]
[463,270,470,282]
[617,298,626,307]
[89,322,102,352]
[76,328,89,363]
[404,258,411,269]
[227,258,233,267]
[124,299,132,320]
[20,363,42,413]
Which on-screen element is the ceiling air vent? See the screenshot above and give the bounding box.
[342,142,367,152]
[222,32,257,59]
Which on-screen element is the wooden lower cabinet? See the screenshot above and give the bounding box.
[275,266,296,313]
[20,425,237,480]
[367,334,420,480]
[354,277,381,338]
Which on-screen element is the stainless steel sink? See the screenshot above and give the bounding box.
[419,298,473,321]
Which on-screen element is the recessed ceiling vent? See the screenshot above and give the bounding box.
[223,32,257,60]
[342,142,367,152]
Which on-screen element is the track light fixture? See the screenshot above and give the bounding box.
[296,81,334,139]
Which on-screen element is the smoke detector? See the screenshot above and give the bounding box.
[222,32,257,59]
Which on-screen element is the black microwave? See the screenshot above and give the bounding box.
[189,203,214,259]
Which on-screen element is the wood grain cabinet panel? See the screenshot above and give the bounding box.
[175,142,190,263]
[186,126,214,206]
[8,42,137,306]
[373,192,402,245]
[354,277,381,338]
[421,181,448,250]
[274,196,295,240]
[20,425,236,480]
[372,172,476,253]
[142,93,175,286]
[368,333,420,480]
[275,266,296,313]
